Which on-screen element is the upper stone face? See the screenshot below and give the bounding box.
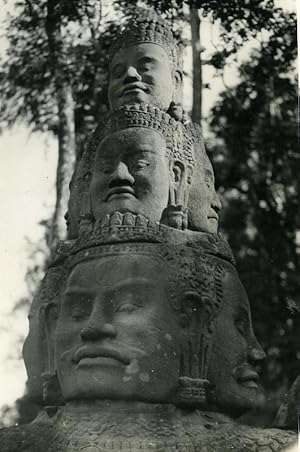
[108,8,184,119]
[86,104,195,230]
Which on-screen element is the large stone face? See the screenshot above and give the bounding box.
[51,252,181,403]
[108,43,178,112]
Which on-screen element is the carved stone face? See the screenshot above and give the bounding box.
[90,128,170,222]
[54,254,181,402]
[188,155,221,233]
[109,43,179,111]
[207,268,266,416]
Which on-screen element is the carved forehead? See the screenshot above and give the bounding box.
[220,266,251,314]
[110,43,171,69]
[89,104,195,167]
[67,252,166,288]
[97,127,166,157]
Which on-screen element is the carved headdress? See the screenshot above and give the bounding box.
[88,103,195,168]
[109,8,184,73]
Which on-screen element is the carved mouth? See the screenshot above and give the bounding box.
[73,346,130,366]
[234,366,260,388]
[105,186,136,202]
[208,209,219,222]
[119,83,147,97]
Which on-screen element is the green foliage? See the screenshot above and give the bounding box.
[208,10,299,396]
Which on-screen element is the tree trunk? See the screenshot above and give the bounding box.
[190,7,202,124]
[46,0,76,252]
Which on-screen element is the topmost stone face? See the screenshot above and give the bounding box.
[108,8,184,118]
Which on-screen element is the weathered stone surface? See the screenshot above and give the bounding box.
[0,404,296,451]
[108,8,184,118]
[23,217,264,416]
[89,104,194,230]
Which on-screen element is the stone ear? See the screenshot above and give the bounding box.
[40,302,58,374]
[181,291,202,327]
[169,160,185,206]
[173,70,183,100]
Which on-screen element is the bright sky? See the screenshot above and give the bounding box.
[0,0,296,419]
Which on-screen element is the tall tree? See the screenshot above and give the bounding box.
[0,0,121,250]
[190,7,202,123]
[46,0,76,249]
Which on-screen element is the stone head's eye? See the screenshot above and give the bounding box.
[115,303,139,314]
[101,165,114,175]
[67,295,93,321]
[235,315,248,337]
[132,160,150,171]
[99,160,114,174]
[137,58,155,73]
[111,63,125,79]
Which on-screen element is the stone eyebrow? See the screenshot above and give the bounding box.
[235,305,250,322]
[109,277,154,290]
[64,287,96,295]
[138,56,157,63]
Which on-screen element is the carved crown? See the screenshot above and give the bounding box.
[109,8,184,72]
[89,103,195,168]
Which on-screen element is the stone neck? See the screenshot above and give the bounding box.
[54,400,183,439]
[63,399,177,417]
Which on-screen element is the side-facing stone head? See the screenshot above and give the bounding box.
[185,123,222,233]
[108,9,184,119]
[206,262,266,416]
[89,104,195,230]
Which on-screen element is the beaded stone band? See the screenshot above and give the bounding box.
[108,8,184,73]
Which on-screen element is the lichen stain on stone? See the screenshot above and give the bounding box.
[122,376,133,383]
[139,373,150,382]
[125,358,140,375]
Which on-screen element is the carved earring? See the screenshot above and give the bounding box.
[161,205,188,230]
[167,101,184,122]
[42,371,64,409]
[175,376,211,407]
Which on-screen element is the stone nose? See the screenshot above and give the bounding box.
[80,320,117,342]
[110,162,135,186]
[80,301,117,341]
[123,65,142,83]
[212,191,222,212]
[247,339,266,364]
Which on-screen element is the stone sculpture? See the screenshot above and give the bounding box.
[67,8,221,238]
[3,5,298,452]
[3,219,297,450]
[67,9,185,238]
[89,103,194,229]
